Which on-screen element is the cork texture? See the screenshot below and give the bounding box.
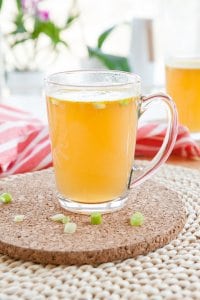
[0,169,186,265]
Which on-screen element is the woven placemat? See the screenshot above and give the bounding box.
[0,163,200,300]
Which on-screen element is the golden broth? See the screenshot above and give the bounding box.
[166,59,200,132]
[47,95,138,204]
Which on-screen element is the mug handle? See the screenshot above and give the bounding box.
[129,93,178,189]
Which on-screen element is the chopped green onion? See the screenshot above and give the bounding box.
[0,193,13,204]
[130,212,144,226]
[119,99,131,106]
[49,98,59,105]
[64,222,77,234]
[62,216,70,224]
[50,214,70,224]
[93,102,106,109]
[90,212,102,225]
[14,215,25,222]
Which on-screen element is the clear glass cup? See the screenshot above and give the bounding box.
[165,57,200,138]
[45,70,178,214]
[162,1,200,138]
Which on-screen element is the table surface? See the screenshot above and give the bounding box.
[167,155,200,170]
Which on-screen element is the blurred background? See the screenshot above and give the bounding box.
[0,0,200,122]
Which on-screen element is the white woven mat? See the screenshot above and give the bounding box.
[0,164,200,300]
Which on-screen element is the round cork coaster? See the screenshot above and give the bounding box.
[0,168,186,265]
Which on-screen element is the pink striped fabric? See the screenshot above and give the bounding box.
[0,104,52,177]
[0,104,200,177]
[136,123,200,159]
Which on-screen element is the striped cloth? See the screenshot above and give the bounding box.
[0,104,200,177]
[136,123,200,159]
[0,104,51,177]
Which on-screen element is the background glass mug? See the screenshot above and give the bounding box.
[45,70,178,214]
[165,57,200,137]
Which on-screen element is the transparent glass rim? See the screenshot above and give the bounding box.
[45,69,141,89]
[165,56,200,68]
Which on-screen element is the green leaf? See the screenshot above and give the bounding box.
[97,25,116,49]
[0,0,3,10]
[32,20,61,44]
[65,13,79,29]
[10,37,30,48]
[31,20,68,49]
[88,47,131,72]
[16,0,22,11]
[31,20,42,39]
[14,12,26,33]
[59,40,69,48]
[64,0,79,29]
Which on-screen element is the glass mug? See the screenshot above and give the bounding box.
[165,57,200,136]
[45,70,178,214]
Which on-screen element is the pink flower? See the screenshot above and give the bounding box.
[37,10,49,21]
[21,0,49,21]
[21,0,41,11]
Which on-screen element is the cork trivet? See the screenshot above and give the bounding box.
[0,168,186,265]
